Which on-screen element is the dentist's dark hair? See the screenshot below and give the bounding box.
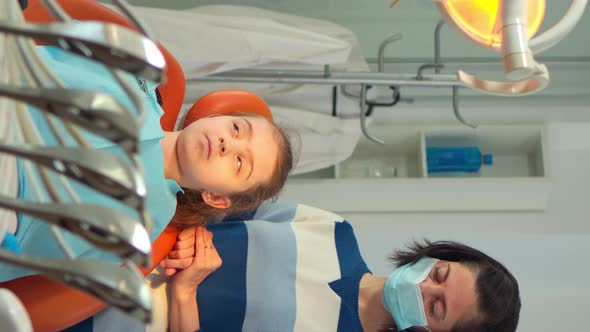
[381,240,520,332]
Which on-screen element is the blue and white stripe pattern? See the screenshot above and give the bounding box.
[66,200,369,332]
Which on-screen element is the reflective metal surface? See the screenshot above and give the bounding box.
[0,21,165,82]
[0,250,152,323]
[0,195,152,266]
[0,84,139,153]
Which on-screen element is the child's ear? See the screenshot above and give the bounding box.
[201,191,232,209]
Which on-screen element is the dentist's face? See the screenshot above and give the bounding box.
[415,261,479,332]
[175,115,279,196]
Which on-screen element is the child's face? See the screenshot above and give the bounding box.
[175,115,279,200]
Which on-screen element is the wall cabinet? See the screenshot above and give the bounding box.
[285,124,551,213]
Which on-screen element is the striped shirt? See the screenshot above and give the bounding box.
[66,201,370,332]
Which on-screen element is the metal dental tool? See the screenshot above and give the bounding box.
[36,0,162,127]
[0,0,155,323]
[0,20,165,83]
[0,250,152,323]
[7,9,152,229]
[0,195,151,266]
[0,84,139,154]
[28,1,156,228]
[0,143,146,210]
[8,56,148,261]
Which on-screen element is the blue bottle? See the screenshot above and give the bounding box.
[427,146,493,174]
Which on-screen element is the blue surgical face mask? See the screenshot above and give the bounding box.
[382,257,439,331]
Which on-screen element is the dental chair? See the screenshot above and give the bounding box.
[0,1,273,330]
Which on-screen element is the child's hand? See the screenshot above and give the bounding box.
[160,226,197,276]
[170,226,222,293]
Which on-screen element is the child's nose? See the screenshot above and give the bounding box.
[219,137,227,155]
[219,137,245,156]
[219,137,238,156]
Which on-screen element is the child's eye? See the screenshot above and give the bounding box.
[233,123,239,137]
[237,155,242,172]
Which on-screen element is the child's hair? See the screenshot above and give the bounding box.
[172,113,296,227]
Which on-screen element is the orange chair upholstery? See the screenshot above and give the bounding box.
[182,89,272,129]
[1,1,274,331]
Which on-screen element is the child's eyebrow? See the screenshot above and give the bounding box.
[243,118,253,139]
[243,118,254,180]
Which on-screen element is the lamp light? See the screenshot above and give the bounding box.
[434,0,587,95]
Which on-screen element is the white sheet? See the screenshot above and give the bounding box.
[0,108,18,235]
[271,105,367,175]
[0,17,32,332]
[181,4,370,100]
[113,5,354,79]
[188,5,369,74]
[0,32,18,236]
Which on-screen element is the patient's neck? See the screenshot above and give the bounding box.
[161,131,181,182]
[358,274,390,332]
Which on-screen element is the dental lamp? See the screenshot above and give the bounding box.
[435,0,587,95]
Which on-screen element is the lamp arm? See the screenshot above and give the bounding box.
[499,0,534,81]
[529,0,588,54]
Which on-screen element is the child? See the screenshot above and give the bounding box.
[170,113,293,228]
[0,45,294,282]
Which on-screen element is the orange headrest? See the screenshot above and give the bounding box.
[23,0,186,120]
[24,0,135,28]
[175,89,273,130]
